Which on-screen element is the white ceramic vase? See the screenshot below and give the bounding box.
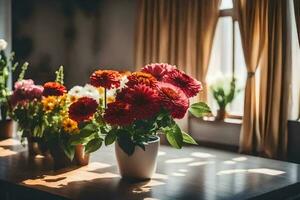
[115,136,160,180]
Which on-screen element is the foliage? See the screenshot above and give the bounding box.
[210,77,241,110]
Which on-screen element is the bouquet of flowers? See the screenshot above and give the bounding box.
[87,63,211,155]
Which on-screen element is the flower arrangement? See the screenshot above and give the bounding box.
[86,63,211,155]
[0,39,28,121]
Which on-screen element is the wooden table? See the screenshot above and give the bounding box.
[0,138,299,200]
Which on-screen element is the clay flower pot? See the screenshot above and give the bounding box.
[115,136,160,180]
[0,119,14,139]
[49,144,90,169]
[215,107,226,121]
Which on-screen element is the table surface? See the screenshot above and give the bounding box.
[0,138,299,200]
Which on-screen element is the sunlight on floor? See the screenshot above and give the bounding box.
[188,161,215,166]
[223,160,236,165]
[0,147,18,157]
[22,162,117,188]
[171,172,186,177]
[165,157,194,164]
[0,139,20,147]
[232,157,248,162]
[132,180,165,194]
[152,173,168,180]
[157,151,166,156]
[191,152,216,158]
[178,169,188,172]
[217,168,285,176]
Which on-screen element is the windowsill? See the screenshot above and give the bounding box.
[190,115,242,125]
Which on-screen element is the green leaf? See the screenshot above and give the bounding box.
[117,135,135,156]
[189,102,211,118]
[63,145,75,161]
[165,124,183,149]
[80,123,97,137]
[105,130,116,146]
[182,131,198,145]
[85,138,102,153]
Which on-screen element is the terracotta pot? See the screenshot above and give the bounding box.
[74,144,90,166]
[49,145,75,169]
[0,119,14,139]
[49,144,90,169]
[215,108,226,121]
[27,137,49,157]
[115,136,160,180]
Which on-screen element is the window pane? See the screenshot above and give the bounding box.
[206,18,247,117]
[219,0,233,10]
[206,17,233,116]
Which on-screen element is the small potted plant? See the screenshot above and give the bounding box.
[0,39,28,139]
[209,76,240,120]
[40,66,107,168]
[89,63,211,180]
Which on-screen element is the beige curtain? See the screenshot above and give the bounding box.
[238,0,291,159]
[236,0,268,154]
[294,0,300,45]
[259,0,291,158]
[135,0,220,100]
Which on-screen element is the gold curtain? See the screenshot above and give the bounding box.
[237,0,291,158]
[259,0,291,158]
[236,0,268,154]
[135,0,220,100]
[294,0,300,45]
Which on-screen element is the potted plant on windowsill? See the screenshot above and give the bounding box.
[89,63,211,180]
[209,76,240,121]
[0,39,29,139]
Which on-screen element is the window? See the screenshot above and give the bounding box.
[206,0,247,117]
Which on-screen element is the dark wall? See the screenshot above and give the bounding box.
[12,0,138,87]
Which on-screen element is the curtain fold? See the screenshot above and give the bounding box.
[237,0,291,159]
[236,0,268,154]
[294,0,300,45]
[135,0,220,101]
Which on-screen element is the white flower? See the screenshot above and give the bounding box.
[0,39,8,51]
[68,86,84,97]
[82,84,101,102]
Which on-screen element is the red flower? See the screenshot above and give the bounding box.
[104,101,135,126]
[43,82,66,97]
[142,63,176,81]
[162,69,202,98]
[157,82,189,119]
[90,70,121,89]
[69,97,98,123]
[126,72,157,88]
[116,84,160,120]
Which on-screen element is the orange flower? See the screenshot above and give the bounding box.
[126,72,157,88]
[43,82,67,97]
[90,70,121,89]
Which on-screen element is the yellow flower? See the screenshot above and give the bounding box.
[42,96,57,112]
[62,118,79,134]
[107,96,115,103]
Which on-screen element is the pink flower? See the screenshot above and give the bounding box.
[162,69,202,98]
[11,79,44,107]
[142,63,176,81]
[156,82,189,119]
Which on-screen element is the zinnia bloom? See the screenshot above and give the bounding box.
[43,82,67,97]
[141,63,176,81]
[90,70,121,89]
[117,84,160,120]
[69,97,98,123]
[42,96,57,112]
[104,101,135,126]
[11,79,43,107]
[126,72,157,88]
[162,69,202,98]
[157,82,189,119]
[62,118,79,133]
